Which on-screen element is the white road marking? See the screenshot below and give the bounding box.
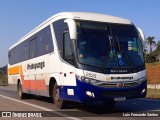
[0,94,82,120]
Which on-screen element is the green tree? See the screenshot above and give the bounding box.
[155,40,160,62]
[156,40,160,51]
[143,41,148,61]
[146,36,156,53]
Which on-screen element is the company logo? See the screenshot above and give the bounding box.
[1,112,42,117]
[106,77,111,81]
[111,70,128,73]
[106,76,133,81]
[117,83,124,88]
[111,76,133,80]
[2,112,11,117]
[27,61,45,70]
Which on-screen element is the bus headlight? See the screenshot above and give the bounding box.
[76,75,99,85]
[76,75,85,82]
[85,78,99,85]
[138,77,146,83]
[141,88,146,94]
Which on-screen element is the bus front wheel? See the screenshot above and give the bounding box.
[53,82,67,109]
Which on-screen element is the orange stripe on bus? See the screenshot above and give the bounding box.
[23,80,47,91]
[9,65,46,91]
[8,66,20,75]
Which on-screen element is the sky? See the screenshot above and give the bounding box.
[0,0,160,67]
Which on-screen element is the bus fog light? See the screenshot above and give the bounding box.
[86,91,92,97]
[141,88,146,94]
[86,91,94,97]
[92,93,95,98]
[85,78,90,83]
[138,77,146,83]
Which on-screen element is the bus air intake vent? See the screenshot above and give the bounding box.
[98,81,140,88]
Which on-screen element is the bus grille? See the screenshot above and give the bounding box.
[98,81,140,88]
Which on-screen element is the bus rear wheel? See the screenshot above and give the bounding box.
[53,82,67,109]
[18,82,28,99]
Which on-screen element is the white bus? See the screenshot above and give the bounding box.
[8,12,147,109]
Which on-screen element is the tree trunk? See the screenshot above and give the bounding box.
[150,44,152,53]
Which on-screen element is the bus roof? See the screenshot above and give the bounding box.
[9,12,132,50]
[55,12,132,24]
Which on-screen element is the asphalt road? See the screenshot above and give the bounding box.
[0,86,160,120]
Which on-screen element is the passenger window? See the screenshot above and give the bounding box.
[22,41,29,61]
[29,38,37,59]
[63,32,74,64]
[37,26,54,56]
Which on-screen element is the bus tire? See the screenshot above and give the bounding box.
[53,82,67,109]
[103,100,116,107]
[18,82,27,99]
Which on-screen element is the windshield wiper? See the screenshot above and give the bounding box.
[115,35,121,52]
[99,35,113,73]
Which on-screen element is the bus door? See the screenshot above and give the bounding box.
[62,32,76,95]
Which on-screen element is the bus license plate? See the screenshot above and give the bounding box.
[114,97,126,101]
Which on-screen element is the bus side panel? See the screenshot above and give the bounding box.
[8,64,22,91]
[57,62,79,101]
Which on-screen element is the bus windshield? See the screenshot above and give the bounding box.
[76,21,144,69]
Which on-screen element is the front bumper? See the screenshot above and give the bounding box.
[76,79,147,103]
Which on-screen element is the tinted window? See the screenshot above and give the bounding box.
[76,21,144,68]
[9,46,22,64]
[22,41,29,61]
[29,38,37,59]
[9,26,54,65]
[63,32,74,64]
[53,19,68,58]
[8,48,15,65]
[37,26,54,56]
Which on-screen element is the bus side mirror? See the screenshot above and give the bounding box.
[64,19,77,40]
[136,27,146,47]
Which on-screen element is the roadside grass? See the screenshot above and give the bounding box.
[145,62,160,99]
[0,80,7,86]
[0,76,8,86]
[146,88,160,99]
